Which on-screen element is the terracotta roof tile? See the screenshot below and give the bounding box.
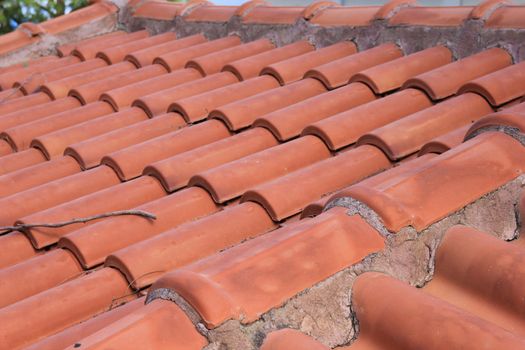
[261,41,357,85]
[0,56,57,74]
[0,249,81,308]
[20,175,165,249]
[102,119,230,181]
[388,6,474,26]
[223,40,314,81]
[418,124,471,156]
[61,187,219,268]
[100,69,202,111]
[261,329,328,350]
[0,267,132,350]
[304,88,432,151]
[184,5,237,22]
[0,30,40,56]
[0,92,52,116]
[485,5,525,28]
[71,30,149,61]
[305,43,403,89]
[254,82,376,141]
[300,196,330,219]
[466,110,525,139]
[149,207,384,327]
[169,75,280,123]
[329,132,525,231]
[0,155,80,198]
[403,47,512,100]
[108,202,276,289]
[351,46,453,94]
[145,127,278,192]
[25,297,145,350]
[309,6,380,27]
[56,31,127,57]
[357,92,493,160]
[459,61,525,107]
[154,36,241,72]
[211,78,327,131]
[242,145,391,221]
[241,6,304,24]
[65,112,186,170]
[133,0,183,20]
[186,39,275,76]
[125,34,207,68]
[31,107,149,159]
[0,148,47,176]
[134,72,239,117]
[190,135,330,203]
[1,101,114,152]
[0,231,38,269]
[69,64,167,105]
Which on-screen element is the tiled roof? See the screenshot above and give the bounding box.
[1,0,525,349]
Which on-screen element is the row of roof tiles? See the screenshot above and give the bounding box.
[133,0,525,28]
[0,28,525,349]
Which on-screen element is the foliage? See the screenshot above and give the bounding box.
[0,0,90,34]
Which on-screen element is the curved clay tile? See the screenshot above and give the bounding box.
[189,135,330,203]
[223,40,314,81]
[39,1,118,34]
[69,64,167,105]
[357,92,493,160]
[133,71,238,117]
[0,139,13,157]
[0,156,80,198]
[61,187,219,268]
[261,41,357,85]
[31,107,148,159]
[0,92,52,117]
[100,69,202,111]
[302,1,339,20]
[1,101,114,152]
[388,6,474,26]
[102,120,230,181]
[309,6,380,27]
[303,88,432,151]
[56,31,126,57]
[169,75,280,123]
[0,232,37,269]
[241,6,305,24]
[332,132,525,232]
[424,225,525,335]
[14,58,108,95]
[186,39,274,76]
[470,0,510,19]
[418,124,471,156]
[65,113,186,170]
[0,97,80,136]
[375,0,417,19]
[403,47,512,100]
[352,272,525,349]
[62,299,207,350]
[351,46,452,94]
[148,207,384,327]
[125,34,207,68]
[25,297,145,350]
[107,202,276,289]
[71,30,149,61]
[254,82,376,141]
[0,148,47,176]
[0,249,81,308]
[0,87,24,101]
[465,111,525,139]
[184,5,237,22]
[242,145,391,221]
[0,267,132,350]
[485,5,525,28]
[0,56,59,75]
[0,56,80,90]
[305,43,403,89]
[145,127,278,192]
[210,78,327,131]
[0,29,39,56]
[0,165,119,228]
[300,196,330,219]
[261,329,328,350]
[459,61,525,107]
[20,176,166,249]
[154,36,241,72]
[40,61,137,100]
[96,32,176,64]
[133,0,184,20]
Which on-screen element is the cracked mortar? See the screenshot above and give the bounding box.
[148,175,525,350]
